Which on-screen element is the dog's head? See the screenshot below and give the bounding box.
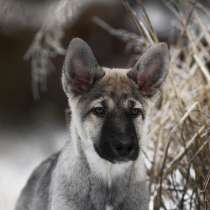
[62,38,169,163]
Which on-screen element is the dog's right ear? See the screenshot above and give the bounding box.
[62,38,105,95]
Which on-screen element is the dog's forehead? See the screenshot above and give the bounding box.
[75,67,143,109]
[98,67,136,97]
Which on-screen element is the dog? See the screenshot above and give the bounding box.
[15,38,169,210]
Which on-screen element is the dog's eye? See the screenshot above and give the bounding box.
[92,106,106,117]
[128,108,144,118]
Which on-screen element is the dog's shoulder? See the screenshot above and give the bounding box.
[26,151,60,191]
[16,152,60,210]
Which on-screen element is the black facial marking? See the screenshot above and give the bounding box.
[94,108,140,163]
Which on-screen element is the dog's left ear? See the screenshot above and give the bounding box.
[62,38,105,95]
[127,43,170,97]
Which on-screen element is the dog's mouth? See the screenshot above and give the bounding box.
[94,143,139,163]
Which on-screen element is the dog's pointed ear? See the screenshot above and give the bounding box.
[127,43,170,97]
[62,38,105,95]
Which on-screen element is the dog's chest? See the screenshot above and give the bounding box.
[85,147,132,209]
[106,205,113,210]
[90,176,125,210]
[89,163,132,210]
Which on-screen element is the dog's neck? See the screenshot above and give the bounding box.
[69,114,133,185]
[65,112,146,210]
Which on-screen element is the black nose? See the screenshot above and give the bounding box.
[112,141,135,158]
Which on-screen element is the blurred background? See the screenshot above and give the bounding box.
[0,0,209,209]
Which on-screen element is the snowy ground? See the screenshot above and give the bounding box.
[0,123,67,210]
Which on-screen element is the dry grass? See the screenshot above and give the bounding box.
[143,2,210,209]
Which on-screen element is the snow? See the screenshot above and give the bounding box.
[0,127,67,210]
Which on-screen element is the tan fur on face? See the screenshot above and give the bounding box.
[68,67,145,147]
[67,67,146,183]
[99,68,135,97]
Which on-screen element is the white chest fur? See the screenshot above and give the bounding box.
[84,145,132,185]
[106,205,113,210]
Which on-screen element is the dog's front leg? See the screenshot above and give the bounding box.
[50,175,93,210]
[50,202,78,210]
[50,197,94,210]
[117,181,149,210]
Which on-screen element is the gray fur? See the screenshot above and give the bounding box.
[16,138,149,210]
[16,38,169,210]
